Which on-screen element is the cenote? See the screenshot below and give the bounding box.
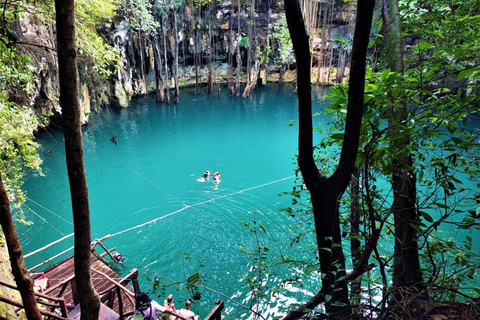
[17,84,328,318]
[15,84,480,318]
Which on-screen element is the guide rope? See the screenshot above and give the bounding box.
[23,174,295,257]
[26,197,73,225]
[24,204,69,237]
[103,175,294,239]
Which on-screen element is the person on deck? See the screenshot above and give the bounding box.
[175,300,197,320]
[134,292,181,320]
[163,294,177,320]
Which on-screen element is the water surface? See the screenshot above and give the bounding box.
[18,84,328,318]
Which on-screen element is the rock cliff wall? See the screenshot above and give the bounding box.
[11,0,352,125]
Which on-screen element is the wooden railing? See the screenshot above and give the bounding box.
[94,268,139,319]
[0,279,70,319]
[204,299,224,320]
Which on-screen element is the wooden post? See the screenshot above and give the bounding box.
[117,286,124,319]
[91,248,111,266]
[58,298,68,317]
[107,290,116,308]
[95,240,120,263]
[70,279,79,305]
[131,269,140,294]
[204,299,224,320]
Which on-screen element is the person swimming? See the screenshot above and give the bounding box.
[197,170,211,182]
[213,172,221,185]
[203,170,211,178]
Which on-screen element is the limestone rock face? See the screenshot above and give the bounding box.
[0,237,27,319]
[14,9,114,124]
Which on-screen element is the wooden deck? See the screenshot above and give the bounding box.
[1,237,225,320]
[37,249,138,319]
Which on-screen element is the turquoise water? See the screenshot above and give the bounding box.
[16,84,480,317]
[17,84,328,318]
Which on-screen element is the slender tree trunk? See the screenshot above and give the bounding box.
[285,0,375,316]
[153,33,165,103]
[259,4,271,86]
[318,4,328,86]
[227,17,236,95]
[54,1,101,319]
[349,167,362,304]
[162,12,170,104]
[382,0,424,294]
[315,3,324,87]
[0,173,42,320]
[152,1,165,103]
[194,8,200,95]
[242,0,256,98]
[235,0,241,96]
[138,30,147,95]
[206,8,214,95]
[173,7,180,104]
[336,49,346,83]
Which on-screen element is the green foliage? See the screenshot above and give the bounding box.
[11,0,120,79]
[118,0,159,34]
[75,0,121,78]
[270,14,294,66]
[279,0,480,305]
[0,30,42,222]
[0,95,42,222]
[324,57,479,302]
[189,0,218,8]
[0,0,118,222]
[239,36,249,48]
[238,211,282,318]
[0,43,35,95]
[334,36,351,51]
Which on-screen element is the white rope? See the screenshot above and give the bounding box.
[24,204,68,238]
[102,175,294,239]
[26,197,73,225]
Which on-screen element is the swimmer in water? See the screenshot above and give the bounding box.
[197,170,211,182]
[213,172,221,185]
[203,170,211,178]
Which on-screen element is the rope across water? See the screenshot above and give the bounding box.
[103,175,294,239]
[23,122,297,255]
[24,174,295,256]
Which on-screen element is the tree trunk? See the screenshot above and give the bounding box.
[242,1,253,98]
[54,1,101,319]
[153,0,165,103]
[153,33,165,103]
[349,167,362,304]
[235,0,241,96]
[242,0,258,98]
[315,3,325,87]
[285,0,375,316]
[138,30,147,95]
[173,6,180,104]
[194,8,200,95]
[227,19,236,95]
[0,173,42,320]
[206,8,214,95]
[162,12,170,104]
[318,4,328,86]
[382,0,424,294]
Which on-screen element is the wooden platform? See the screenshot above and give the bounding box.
[39,252,138,319]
